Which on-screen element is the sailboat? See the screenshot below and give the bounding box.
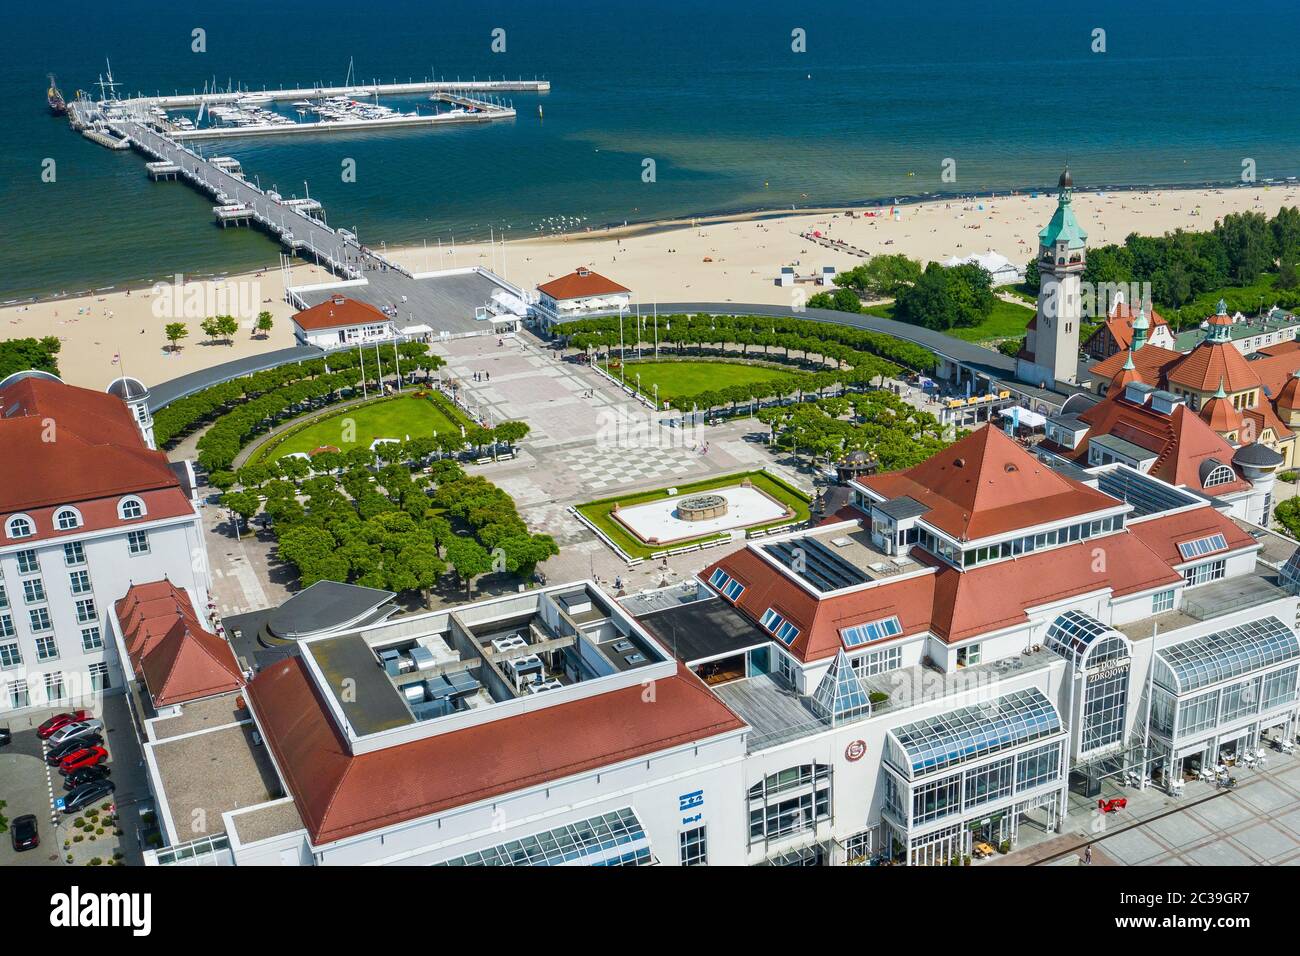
[47,73,67,115]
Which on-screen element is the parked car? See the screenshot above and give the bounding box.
[57,745,108,774]
[37,710,93,740]
[48,719,105,747]
[46,735,103,765]
[58,779,115,814]
[0,727,10,747]
[10,814,39,851]
[62,765,112,790]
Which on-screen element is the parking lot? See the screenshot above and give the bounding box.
[0,694,150,867]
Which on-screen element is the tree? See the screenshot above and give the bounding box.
[497,534,559,582]
[835,254,922,297]
[255,311,274,338]
[1215,212,1275,285]
[200,317,221,343]
[895,262,957,330]
[221,490,261,537]
[217,314,239,344]
[446,537,493,595]
[164,323,188,352]
[0,337,61,379]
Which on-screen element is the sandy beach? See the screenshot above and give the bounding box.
[428,184,1300,308]
[6,184,1300,393]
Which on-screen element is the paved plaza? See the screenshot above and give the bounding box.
[197,330,820,619]
[1019,750,1300,867]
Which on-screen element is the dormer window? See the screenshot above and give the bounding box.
[1203,465,1235,489]
[118,496,146,520]
[55,508,81,531]
[6,515,34,539]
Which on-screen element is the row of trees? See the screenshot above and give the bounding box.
[553,312,938,375]
[154,341,442,447]
[758,389,949,471]
[666,366,893,418]
[1025,207,1300,316]
[162,312,274,351]
[209,419,531,491]
[231,457,557,597]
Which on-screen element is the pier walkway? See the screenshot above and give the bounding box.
[112,117,401,280]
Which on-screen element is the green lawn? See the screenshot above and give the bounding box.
[576,470,810,560]
[257,394,470,462]
[617,359,805,401]
[863,298,1035,344]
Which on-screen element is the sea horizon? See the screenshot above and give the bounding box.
[5,0,1300,300]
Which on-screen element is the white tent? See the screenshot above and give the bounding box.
[998,406,1046,429]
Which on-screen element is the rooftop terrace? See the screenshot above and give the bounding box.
[301,583,673,746]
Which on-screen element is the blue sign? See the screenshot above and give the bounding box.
[54,797,66,811]
[678,789,704,825]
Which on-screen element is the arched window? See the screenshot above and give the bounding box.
[6,515,34,539]
[54,508,81,531]
[1203,465,1235,488]
[118,496,146,520]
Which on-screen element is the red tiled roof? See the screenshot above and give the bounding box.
[1085,302,1170,355]
[1166,341,1261,393]
[859,425,1119,541]
[1067,396,1251,496]
[537,268,630,300]
[247,657,744,845]
[1243,402,1294,442]
[1258,341,1300,358]
[1200,392,1244,434]
[293,296,388,331]
[1089,345,1181,390]
[115,581,242,707]
[701,546,936,662]
[0,377,184,516]
[1127,508,1257,567]
[917,532,1182,641]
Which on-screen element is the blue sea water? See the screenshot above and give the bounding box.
[3,0,1299,299]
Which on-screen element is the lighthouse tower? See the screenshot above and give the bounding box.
[1017,167,1087,387]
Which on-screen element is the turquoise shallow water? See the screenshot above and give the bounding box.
[3,0,1299,299]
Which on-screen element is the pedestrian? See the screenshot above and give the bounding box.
[1084,844,1092,865]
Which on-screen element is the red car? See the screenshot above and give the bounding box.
[37,710,93,740]
[57,744,108,774]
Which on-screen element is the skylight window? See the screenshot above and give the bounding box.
[841,616,903,648]
[760,608,800,645]
[708,568,746,602]
[1177,533,1228,561]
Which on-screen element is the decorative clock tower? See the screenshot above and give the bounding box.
[1017,168,1087,387]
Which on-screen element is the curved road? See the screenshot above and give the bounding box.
[148,301,1075,412]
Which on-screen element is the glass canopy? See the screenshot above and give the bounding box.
[811,649,873,725]
[1153,616,1299,695]
[886,687,1062,779]
[433,807,650,866]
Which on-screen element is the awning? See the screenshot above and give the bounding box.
[999,406,1047,429]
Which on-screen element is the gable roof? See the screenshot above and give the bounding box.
[293,296,389,331]
[115,581,243,707]
[536,268,630,300]
[1086,302,1171,354]
[247,656,744,845]
[859,425,1119,541]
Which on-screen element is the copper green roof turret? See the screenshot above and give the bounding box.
[1038,166,1088,252]
[1214,378,1228,400]
[1131,304,1150,351]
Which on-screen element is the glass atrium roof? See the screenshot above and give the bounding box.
[1280,548,1300,596]
[433,808,650,866]
[887,687,1062,779]
[1095,466,1200,518]
[1044,610,1130,667]
[1153,616,1299,695]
